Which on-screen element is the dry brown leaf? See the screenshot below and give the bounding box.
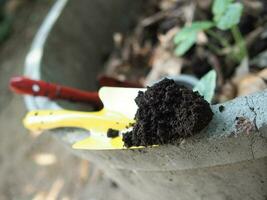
[32,192,46,200]
[196,31,208,45]
[33,153,57,166]
[45,178,64,200]
[236,68,267,96]
[79,160,90,184]
[145,47,182,85]
[158,27,178,48]
[159,0,178,11]
[218,81,236,102]
[237,75,266,96]
[258,68,267,78]
[145,26,183,85]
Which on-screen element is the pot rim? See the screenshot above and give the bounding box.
[23,0,266,171]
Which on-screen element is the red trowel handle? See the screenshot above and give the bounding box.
[10,76,103,108]
[98,75,143,88]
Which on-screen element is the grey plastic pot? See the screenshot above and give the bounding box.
[24,0,267,199]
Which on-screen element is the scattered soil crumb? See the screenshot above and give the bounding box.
[122,78,213,148]
[107,129,119,138]
[110,181,119,189]
[219,105,225,112]
[126,123,135,129]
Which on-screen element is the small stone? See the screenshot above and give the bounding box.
[107,129,119,138]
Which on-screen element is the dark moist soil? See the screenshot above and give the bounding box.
[122,78,213,148]
[107,129,119,138]
[219,105,225,112]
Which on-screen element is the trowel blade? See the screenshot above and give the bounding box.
[99,87,146,119]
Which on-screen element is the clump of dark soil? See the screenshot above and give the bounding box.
[122,78,213,147]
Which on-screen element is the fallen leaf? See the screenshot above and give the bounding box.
[145,47,182,85]
[79,160,90,184]
[159,0,178,11]
[217,81,236,102]
[32,192,46,200]
[33,153,57,166]
[258,68,267,78]
[45,178,64,200]
[196,31,208,45]
[236,68,267,96]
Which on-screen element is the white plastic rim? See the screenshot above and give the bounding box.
[24,0,68,111]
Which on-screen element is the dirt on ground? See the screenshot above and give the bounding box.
[0,1,130,200]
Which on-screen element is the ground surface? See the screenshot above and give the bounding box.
[0,1,129,200]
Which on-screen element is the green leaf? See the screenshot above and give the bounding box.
[216,3,243,30]
[193,70,217,103]
[174,21,213,55]
[174,21,213,44]
[174,32,197,56]
[174,27,193,44]
[190,21,214,31]
[212,0,233,22]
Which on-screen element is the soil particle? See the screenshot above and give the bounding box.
[219,105,225,112]
[235,116,256,135]
[122,78,213,148]
[110,181,119,189]
[107,129,119,138]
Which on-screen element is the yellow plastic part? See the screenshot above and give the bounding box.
[72,136,125,150]
[23,109,135,133]
[23,109,157,150]
[23,87,149,150]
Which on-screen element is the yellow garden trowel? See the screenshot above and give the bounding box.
[24,87,146,150]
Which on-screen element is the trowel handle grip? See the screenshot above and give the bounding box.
[23,110,134,133]
[10,76,103,108]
